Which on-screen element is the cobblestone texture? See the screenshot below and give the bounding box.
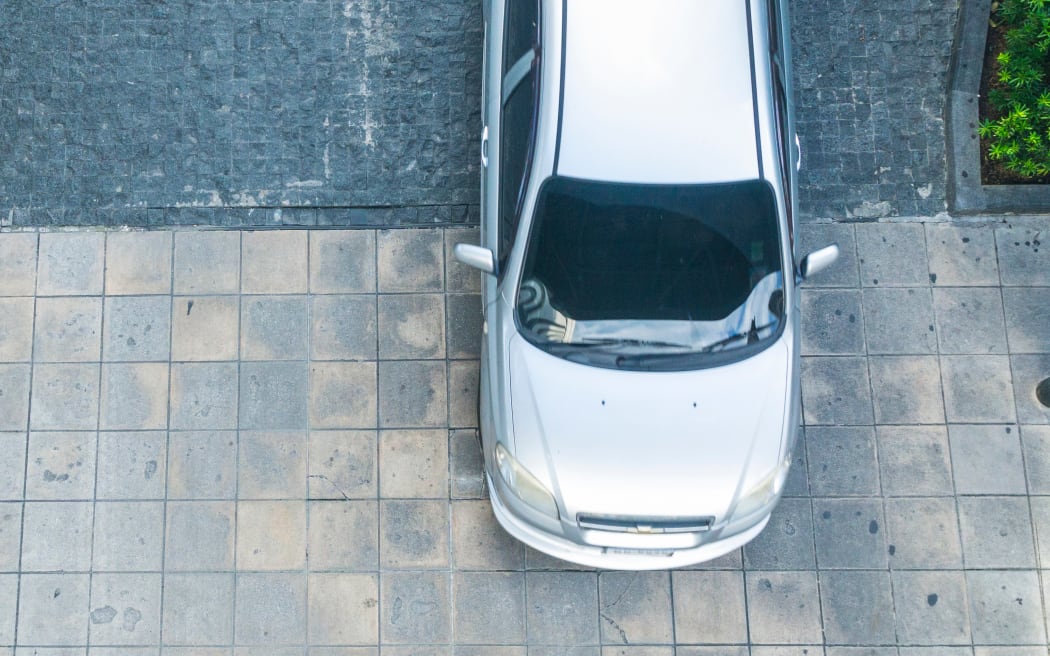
[1,0,959,227]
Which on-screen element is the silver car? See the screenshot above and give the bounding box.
[455,0,839,569]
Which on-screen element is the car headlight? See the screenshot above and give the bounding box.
[495,442,559,519]
[733,456,791,519]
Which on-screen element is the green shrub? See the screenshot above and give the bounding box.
[978,0,1050,178]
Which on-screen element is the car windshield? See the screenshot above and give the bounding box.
[515,176,785,370]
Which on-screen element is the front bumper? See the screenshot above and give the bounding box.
[487,474,771,570]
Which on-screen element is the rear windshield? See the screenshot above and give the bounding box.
[515,176,785,370]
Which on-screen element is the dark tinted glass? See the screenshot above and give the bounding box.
[499,70,535,264]
[503,0,539,74]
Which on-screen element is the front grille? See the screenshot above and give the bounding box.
[577,514,715,534]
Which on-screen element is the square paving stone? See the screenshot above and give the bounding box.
[451,499,524,571]
[941,355,1016,424]
[801,357,873,425]
[527,571,600,645]
[235,573,307,644]
[105,232,172,295]
[173,231,241,294]
[17,573,90,646]
[310,573,380,645]
[379,429,448,498]
[377,229,443,293]
[379,500,449,569]
[0,434,25,500]
[0,233,38,295]
[813,498,888,569]
[453,572,526,644]
[862,288,938,354]
[968,570,1046,645]
[37,232,104,295]
[449,360,479,428]
[820,570,895,645]
[310,362,377,429]
[0,573,13,643]
[892,570,971,645]
[869,356,945,424]
[974,648,1050,656]
[450,429,486,500]
[238,431,307,499]
[307,500,378,571]
[446,293,482,359]
[240,362,308,430]
[100,362,169,430]
[88,572,161,645]
[161,573,234,645]
[241,296,309,360]
[745,571,823,644]
[20,501,93,571]
[0,298,32,361]
[170,362,238,429]
[996,226,1049,286]
[1011,355,1050,424]
[1003,288,1050,354]
[926,224,1000,286]
[742,498,816,570]
[25,431,96,500]
[877,425,954,496]
[805,426,880,496]
[670,570,744,644]
[92,501,164,571]
[168,431,237,498]
[309,230,376,294]
[236,500,306,570]
[801,290,865,355]
[884,497,963,569]
[378,294,446,359]
[445,228,482,294]
[33,297,102,362]
[1027,496,1050,566]
[308,430,377,499]
[0,504,22,572]
[598,572,674,645]
[241,231,308,294]
[799,223,859,288]
[311,295,377,360]
[933,287,1008,354]
[171,297,240,361]
[378,361,447,428]
[95,431,165,500]
[102,296,171,361]
[676,649,748,656]
[958,496,1036,569]
[164,502,235,571]
[949,425,1026,494]
[0,365,29,431]
[1022,425,1050,493]
[380,571,450,644]
[855,223,929,287]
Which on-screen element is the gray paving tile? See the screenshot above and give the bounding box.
[240,361,309,430]
[17,573,90,646]
[311,295,377,361]
[173,231,241,294]
[307,430,377,500]
[750,649,826,656]
[238,431,307,499]
[380,571,450,644]
[105,232,172,296]
[996,227,1049,287]
[446,293,482,359]
[164,502,235,571]
[877,425,954,496]
[948,425,1026,495]
[526,571,599,646]
[826,647,897,656]
[745,571,823,644]
[378,360,447,428]
[1027,496,1050,568]
[309,573,379,645]
[168,431,237,499]
[664,649,748,656]
[307,500,378,571]
[0,365,30,431]
[102,296,172,361]
[24,431,96,500]
[932,287,1008,354]
[445,228,483,294]
[862,288,938,354]
[891,570,971,645]
[161,573,235,645]
[0,574,14,644]
[310,362,377,429]
[801,290,865,355]
[377,229,443,293]
[813,498,888,569]
[450,429,486,500]
[1003,287,1050,354]
[37,233,104,296]
[801,357,874,426]
[671,570,745,644]
[457,647,523,656]
[309,230,376,294]
[967,570,1046,645]
[453,571,526,644]
[88,572,161,645]
[451,499,524,571]
[99,362,169,430]
[958,496,1036,569]
[241,295,309,360]
[241,231,308,294]
[884,497,963,569]
[0,504,22,572]
[33,297,102,362]
[869,356,945,424]
[236,500,306,570]
[974,648,1048,656]
[20,501,92,571]
[379,499,450,569]
[743,498,816,570]
[378,294,446,359]
[449,360,479,429]
[799,223,859,288]
[1010,355,1050,425]
[171,296,240,361]
[0,298,33,361]
[91,501,164,571]
[925,224,1000,286]
[235,573,307,644]
[379,429,448,499]
[0,434,25,501]
[805,426,879,496]
[0,233,38,295]
[856,224,929,287]
[941,355,1016,424]
[1022,425,1050,494]
[820,570,895,645]
[169,362,239,429]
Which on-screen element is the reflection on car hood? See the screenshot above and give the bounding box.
[508,334,790,520]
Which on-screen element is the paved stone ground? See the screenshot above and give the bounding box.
[0,222,1048,652]
[1,0,956,227]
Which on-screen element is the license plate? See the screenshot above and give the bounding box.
[603,547,674,557]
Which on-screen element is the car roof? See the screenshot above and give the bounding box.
[553,0,762,185]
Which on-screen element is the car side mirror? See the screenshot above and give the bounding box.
[454,243,498,276]
[799,244,839,280]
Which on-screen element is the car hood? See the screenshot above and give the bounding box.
[507,335,790,521]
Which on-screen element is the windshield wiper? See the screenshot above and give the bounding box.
[701,319,776,352]
[566,337,692,349]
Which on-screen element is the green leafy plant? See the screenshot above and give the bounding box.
[980,0,1050,177]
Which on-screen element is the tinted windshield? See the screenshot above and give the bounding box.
[515,176,785,370]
